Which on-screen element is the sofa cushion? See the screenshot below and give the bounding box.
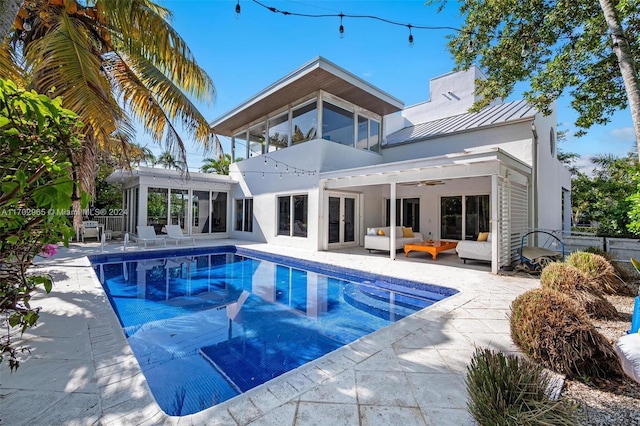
[367,228,377,236]
[377,229,385,236]
[402,227,414,238]
[477,232,489,241]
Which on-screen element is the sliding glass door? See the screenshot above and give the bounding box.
[441,195,489,240]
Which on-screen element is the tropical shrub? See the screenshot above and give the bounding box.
[466,347,575,425]
[0,79,83,371]
[539,262,618,319]
[565,251,632,296]
[510,288,622,379]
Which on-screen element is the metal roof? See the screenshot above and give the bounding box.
[384,99,537,146]
[210,57,404,136]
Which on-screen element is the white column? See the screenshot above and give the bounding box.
[491,174,499,274]
[390,182,397,260]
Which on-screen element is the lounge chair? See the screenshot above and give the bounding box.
[165,225,196,246]
[135,225,167,248]
[82,220,100,242]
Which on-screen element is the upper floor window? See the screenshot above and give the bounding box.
[322,101,354,147]
[357,115,381,153]
[550,128,556,157]
[292,102,317,144]
[249,122,266,158]
[268,113,289,151]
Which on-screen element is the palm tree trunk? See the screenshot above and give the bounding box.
[0,0,22,37]
[599,0,640,160]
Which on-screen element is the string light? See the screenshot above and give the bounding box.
[248,0,464,38]
[408,24,414,47]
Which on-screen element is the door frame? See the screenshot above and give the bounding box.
[325,191,360,249]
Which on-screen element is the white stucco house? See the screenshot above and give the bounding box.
[107,57,571,273]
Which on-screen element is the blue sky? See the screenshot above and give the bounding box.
[147,0,637,171]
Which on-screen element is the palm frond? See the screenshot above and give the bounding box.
[100,0,215,101]
[25,11,121,144]
[0,42,28,86]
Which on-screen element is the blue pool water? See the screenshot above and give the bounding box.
[90,246,457,416]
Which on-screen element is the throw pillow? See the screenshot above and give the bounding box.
[477,232,489,241]
[367,228,377,236]
[377,229,385,236]
[402,227,414,238]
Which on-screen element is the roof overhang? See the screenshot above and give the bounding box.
[105,167,238,186]
[210,56,404,136]
[320,147,531,190]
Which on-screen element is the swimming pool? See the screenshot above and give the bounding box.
[90,246,457,416]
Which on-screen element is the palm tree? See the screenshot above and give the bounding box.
[156,150,183,170]
[2,0,222,225]
[201,153,240,175]
[129,143,156,167]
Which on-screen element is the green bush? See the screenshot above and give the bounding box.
[466,347,575,425]
[510,288,622,379]
[540,262,618,319]
[0,79,83,371]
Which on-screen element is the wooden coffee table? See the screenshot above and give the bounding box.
[404,241,458,260]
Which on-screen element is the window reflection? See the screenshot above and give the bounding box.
[147,187,168,234]
[322,102,354,147]
[292,103,317,145]
[249,123,266,158]
[268,113,289,151]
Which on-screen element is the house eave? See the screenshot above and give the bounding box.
[210,56,404,136]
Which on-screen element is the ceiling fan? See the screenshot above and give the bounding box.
[416,180,445,186]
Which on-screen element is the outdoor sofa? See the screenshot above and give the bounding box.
[364,226,423,252]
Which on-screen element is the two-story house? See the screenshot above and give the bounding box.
[108,57,571,273]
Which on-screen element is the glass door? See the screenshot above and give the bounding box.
[327,193,358,247]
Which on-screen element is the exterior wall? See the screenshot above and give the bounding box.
[229,139,383,249]
[382,121,534,166]
[385,66,500,135]
[531,110,572,231]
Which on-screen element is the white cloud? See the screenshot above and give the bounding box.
[610,127,636,142]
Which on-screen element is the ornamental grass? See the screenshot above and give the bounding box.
[466,347,575,426]
[539,262,618,320]
[510,288,622,380]
[565,251,632,296]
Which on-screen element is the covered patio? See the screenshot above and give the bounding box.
[319,148,532,273]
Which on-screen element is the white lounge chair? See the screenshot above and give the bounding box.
[135,225,167,248]
[165,225,195,246]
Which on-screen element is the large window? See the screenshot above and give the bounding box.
[268,113,289,151]
[147,187,168,233]
[441,195,489,240]
[322,101,354,146]
[233,131,248,161]
[235,198,253,232]
[211,192,227,233]
[278,194,308,237]
[385,198,420,231]
[249,122,266,158]
[192,191,210,233]
[291,102,317,144]
[357,115,381,153]
[170,189,188,230]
